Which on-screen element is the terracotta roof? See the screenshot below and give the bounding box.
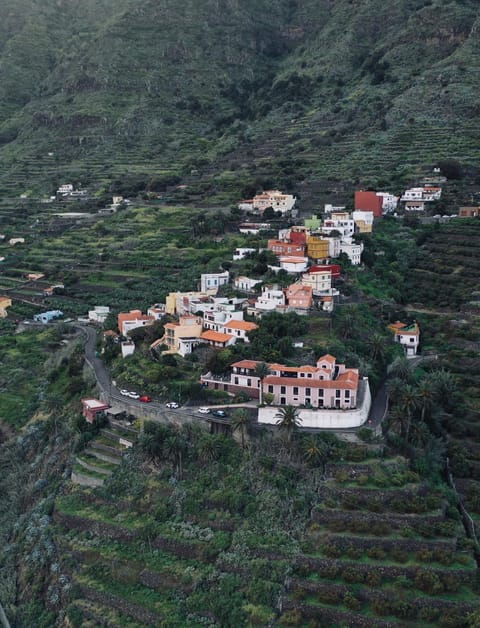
[264,370,358,390]
[231,359,262,370]
[318,354,336,363]
[223,320,259,331]
[201,330,234,343]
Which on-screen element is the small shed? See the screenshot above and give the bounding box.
[81,398,110,423]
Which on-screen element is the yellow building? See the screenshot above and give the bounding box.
[156,315,203,356]
[0,296,12,318]
[307,235,330,260]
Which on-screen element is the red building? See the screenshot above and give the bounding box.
[307,264,341,280]
[267,239,306,256]
[81,398,110,423]
[355,191,383,218]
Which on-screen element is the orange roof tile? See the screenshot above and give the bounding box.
[201,330,234,343]
[231,359,262,370]
[223,320,259,331]
[264,370,358,390]
[319,354,336,363]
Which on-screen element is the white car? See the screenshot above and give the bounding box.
[128,391,140,400]
[120,389,130,396]
[166,401,179,409]
[198,407,210,414]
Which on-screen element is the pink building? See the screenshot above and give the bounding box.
[285,282,313,310]
[201,354,359,408]
[264,355,359,408]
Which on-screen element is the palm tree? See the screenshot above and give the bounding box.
[231,409,250,448]
[163,432,187,476]
[303,435,327,467]
[275,405,302,442]
[388,356,414,383]
[198,436,222,463]
[416,378,436,424]
[369,332,388,365]
[254,361,271,405]
[398,383,420,442]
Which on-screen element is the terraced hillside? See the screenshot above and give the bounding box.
[0,1,479,197]
[405,219,480,309]
[52,428,480,627]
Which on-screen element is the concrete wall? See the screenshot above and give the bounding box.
[258,379,371,430]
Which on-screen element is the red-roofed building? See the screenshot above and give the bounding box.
[308,264,341,279]
[118,310,155,336]
[267,239,306,256]
[388,321,420,356]
[285,282,313,311]
[200,330,235,348]
[81,398,110,423]
[355,190,383,217]
[200,354,359,407]
[222,319,258,342]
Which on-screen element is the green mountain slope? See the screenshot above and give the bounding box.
[0,0,479,197]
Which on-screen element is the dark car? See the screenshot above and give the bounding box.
[139,395,153,403]
[212,410,228,418]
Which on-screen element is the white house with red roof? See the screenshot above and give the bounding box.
[222,319,258,342]
[388,321,420,357]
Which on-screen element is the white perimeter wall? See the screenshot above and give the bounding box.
[258,379,371,429]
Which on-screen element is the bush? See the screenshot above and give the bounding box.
[280,609,302,625]
[343,591,362,611]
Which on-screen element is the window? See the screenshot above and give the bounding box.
[345,390,350,399]
[280,397,286,405]
[335,389,341,398]
[335,399,340,408]
[293,387,298,395]
[319,389,324,397]
[305,398,311,406]
[268,385,273,393]
[247,379,251,386]
[234,377,239,385]
[281,386,286,394]
[305,388,311,396]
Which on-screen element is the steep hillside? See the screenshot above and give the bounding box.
[0,0,479,198]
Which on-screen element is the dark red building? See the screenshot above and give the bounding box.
[355,191,383,218]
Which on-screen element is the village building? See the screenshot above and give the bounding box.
[238,222,271,234]
[201,354,360,410]
[355,191,383,217]
[147,303,166,319]
[234,276,262,292]
[0,296,12,318]
[200,271,230,294]
[118,310,155,336]
[200,330,236,349]
[459,206,479,218]
[250,190,296,214]
[352,210,374,233]
[267,239,306,257]
[338,238,364,265]
[233,247,257,260]
[285,282,313,312]
[121,339,135,358]
[405,200,425,212]
[222,319,258,342]
[322,212,355,238]
[249,284,286,316]
[203,308,243,333]
[388,321,420,357]
[307,235,330,260]
[278,256,309,273]
[88,305,110,324]
[81,398,110,424]
[376,192,399,213]
[159,314,203,356]
[34,310,64,324]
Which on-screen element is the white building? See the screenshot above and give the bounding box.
[121,340,135,358]
[322,212,355,238]
[222,319,259,342]
[252,190,296,214]
[203,308,243,333]
[57,184,74,195]
[389,322,420,357]
[88,306,110,324]
[339,238,364,265]
[200,271,230,293]
[278,256,309,273]
[147,303,166,319]
[376,192,399,213]
[324,204,346,214]
[252,285,286,314]
[234,276,262,292]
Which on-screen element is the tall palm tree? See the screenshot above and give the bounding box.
[254,361,271,405]
[231,409,250,448]
[416,378,436,424]
[398,383,420,442]
[163,432,187,476]
[198,436,222,463]
[302,435,328,467]
[369,332,388,365]
[388,356,414,383]
[275,405,302,442]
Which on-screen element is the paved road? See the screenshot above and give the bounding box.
[74,323,230,425]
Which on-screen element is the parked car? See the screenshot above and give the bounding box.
[212,409,227,418]
[120,389,130,396]
[166,401,179,409]
[139,395,152,403]
[198,407,210,414]
[128,391,140,400]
